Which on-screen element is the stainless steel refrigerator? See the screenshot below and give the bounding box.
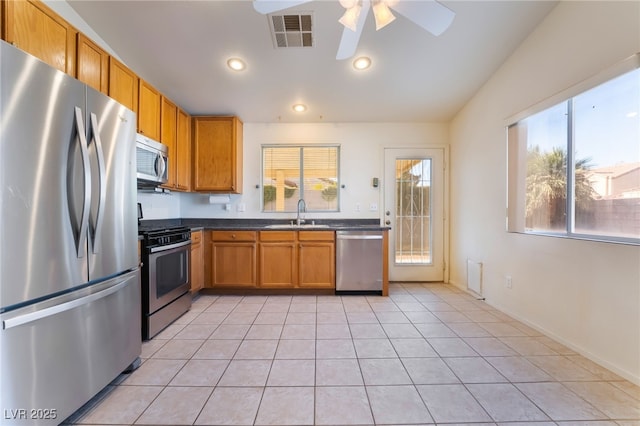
[0,41,141,425]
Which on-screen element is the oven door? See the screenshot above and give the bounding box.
[147,240,190,314]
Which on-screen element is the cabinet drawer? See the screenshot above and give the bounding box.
[210,230,256,242]
[191,230,202,244]
[298,231,335,242]
[259,231,296,242]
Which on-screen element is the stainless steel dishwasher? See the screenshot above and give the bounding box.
[336,230,384,294]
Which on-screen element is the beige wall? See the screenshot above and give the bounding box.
[449,1,640,384]
[179,122,449,219]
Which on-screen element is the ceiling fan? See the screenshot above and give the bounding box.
[253,0,455,60]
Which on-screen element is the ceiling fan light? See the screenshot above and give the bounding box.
[339,0,357,9]
[338,4,362,32]
[372,0,395,30]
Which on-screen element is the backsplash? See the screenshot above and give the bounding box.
[137,191,181,220]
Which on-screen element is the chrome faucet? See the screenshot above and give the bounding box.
[296,199,306,226]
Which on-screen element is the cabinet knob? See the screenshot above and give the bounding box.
[385,220,391,225]
[385,211,391,216]
[231,234,236,239]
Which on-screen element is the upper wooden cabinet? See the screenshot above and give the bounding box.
[108,57,138,114]
[76,33,108,94]
[3,0,77,74]
[138,79,161,140]
[161,100,191,192]
[176,108,192,191]
[160,96,177,189]
[192,116,243,193]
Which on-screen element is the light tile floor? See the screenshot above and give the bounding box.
[64,283,640,426]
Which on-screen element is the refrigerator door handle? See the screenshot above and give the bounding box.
[89,112,107,254]
[73,106,91,258]
[2,275,131,330]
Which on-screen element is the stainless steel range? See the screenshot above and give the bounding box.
[139,226,192,340]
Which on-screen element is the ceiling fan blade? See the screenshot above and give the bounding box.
[390,0,455,36]
[253,0,313,15]
[336,0,371,60]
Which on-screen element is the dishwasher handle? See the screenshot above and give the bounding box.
[336,234,383,240]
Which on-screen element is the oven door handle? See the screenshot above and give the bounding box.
[149,240,191,253]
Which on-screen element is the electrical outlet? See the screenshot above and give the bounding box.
[505,275,513,289]
[355,203,361,212]
[369,203,378,211]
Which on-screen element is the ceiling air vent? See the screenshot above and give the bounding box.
[269,13,313,48]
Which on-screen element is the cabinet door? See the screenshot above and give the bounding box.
[176,108,191,191]
[108,57,138,114]
[258,231,297,288]
[161,96,177,188]
[4,0,77,74]
[138,79,161,140]
[190,231,204,293]
[210,243,256,287]
[76,33,108,94]
[192,116,243,193]
[259,244,297,287]
[298,242,335,288]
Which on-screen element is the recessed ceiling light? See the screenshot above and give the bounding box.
[353,56,371,70]
[293,104,307,113]
[227,58,246,71]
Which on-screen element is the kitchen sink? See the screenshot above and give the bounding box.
[264,223,330,229]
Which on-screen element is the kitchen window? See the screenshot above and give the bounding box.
[507,58,639,244]
[262,145,340,212]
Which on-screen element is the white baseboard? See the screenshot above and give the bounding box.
[447,279,639,386]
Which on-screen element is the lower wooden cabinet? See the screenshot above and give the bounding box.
[258,231,297,288]
[206,231,257,288]
[297,231,335,289]
[190,230,204,293]
[259,230,335,289]
[203,229,336,290]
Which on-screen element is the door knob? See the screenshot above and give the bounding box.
[385,220,391,225]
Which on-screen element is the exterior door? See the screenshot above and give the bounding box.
[384,148,445,281]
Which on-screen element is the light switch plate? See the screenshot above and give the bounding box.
[369,203,378,211]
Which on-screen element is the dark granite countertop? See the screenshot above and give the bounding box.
[138,218,390,232]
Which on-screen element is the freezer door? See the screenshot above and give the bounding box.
[0,269,141,426]
[0,41,89,309]
[86,87,138,279]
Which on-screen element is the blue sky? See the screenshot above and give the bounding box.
[526,68,639,169]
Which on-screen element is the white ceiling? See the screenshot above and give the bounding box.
[67,0,557,123]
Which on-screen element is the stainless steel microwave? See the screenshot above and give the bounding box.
[136,133,168,187]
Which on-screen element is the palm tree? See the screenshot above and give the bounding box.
[525,146,595,230]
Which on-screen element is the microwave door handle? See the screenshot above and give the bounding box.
[72,107,91,258]
[155,153,166,180]
[89,112,106,254]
